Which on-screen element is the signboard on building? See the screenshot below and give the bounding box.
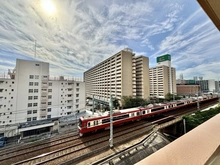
[188,80,196,84]
[157,54,171,63]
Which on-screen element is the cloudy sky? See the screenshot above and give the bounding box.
[0,0,219,80]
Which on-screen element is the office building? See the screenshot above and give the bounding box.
[0,59,85,126]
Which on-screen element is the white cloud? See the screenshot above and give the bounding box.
[0,0,219,81]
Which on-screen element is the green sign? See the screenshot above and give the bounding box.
[188,80,195,84]
[157,54,171,63]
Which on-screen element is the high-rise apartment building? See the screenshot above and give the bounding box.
[84,48,150,103]
[135,56,150,99]
[0,59,85,126]
[149,54,176,97]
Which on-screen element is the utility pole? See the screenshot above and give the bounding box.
[34,40,36,60]
[197,88,200,111]
[92,95,94,115]
[109,94,113,148]
[183,118,186,134]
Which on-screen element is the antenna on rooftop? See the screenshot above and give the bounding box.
[34,40,36,60]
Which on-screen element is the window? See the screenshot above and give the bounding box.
[12,81,14,84]
[76,105,79,108]
[34,96,38,100]
[76,94,79,97]
[27,110,32,114]
[30,75,34,79]
[11,97,13,99]
[10,112,12,114]
[33,103,38,107]
[48,89,52,92]
[28,96,33,100]
[47,115,51,119]
[5,89,7,91]
[29,82,33,86]
[48,95,52,99]
[49,82,52,86]
[47,108,51,112]
[41,109,46,111]
[29,89,33,93]
[33,117,37,120]
[35,75,39,79]
[48,102,51,105]
[34,82,39,86]
[76,99,79,103]
[35,64,40,66]
[9,120,12,123]
[11,89,14,91]
[28,103,32,107]
[76,88,79,92]
[41,102,46,105]
[27,118,31,122]
[76,83,79,86]
[10,104,13,107]
[34,89,38,93]
[33,110,37,114]
[43,75,48,78]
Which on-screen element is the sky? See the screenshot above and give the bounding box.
[0,0,219,80]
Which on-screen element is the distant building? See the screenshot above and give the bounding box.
[177,84,200,96]
[84,48,150,103]
[0,59,85,126]
[149,54,176,97]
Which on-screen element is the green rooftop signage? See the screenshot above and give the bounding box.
[188,80,195,84]
[157,54,171,63]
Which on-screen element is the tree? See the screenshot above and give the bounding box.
[121,96,149,108]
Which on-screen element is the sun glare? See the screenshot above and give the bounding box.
[41,0,56,15]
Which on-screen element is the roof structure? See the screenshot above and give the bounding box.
[197,0,220,31]
[136,114,220,165]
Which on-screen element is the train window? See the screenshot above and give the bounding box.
[137,112,140,116]
[79,119,82,127]
[88,122,90,127]
[102,118,110,124]
[142,110,145,115]
[131,113,134,117]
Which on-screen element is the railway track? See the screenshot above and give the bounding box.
[1,99,218,165]
[0,120,152,165]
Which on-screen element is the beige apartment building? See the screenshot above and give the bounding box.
[84,48,150,103]
[149,55,176,97]
[135,56,150,99]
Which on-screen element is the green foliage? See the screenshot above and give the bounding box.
[165,93,181,101]
[121,96,149,108]
[183,105,220,132]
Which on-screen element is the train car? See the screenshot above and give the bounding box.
[78,97,218,136]
[78,107,141,136]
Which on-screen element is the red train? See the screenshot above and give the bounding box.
[78,97,217,136]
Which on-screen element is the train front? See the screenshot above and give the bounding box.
[78,117,84,137]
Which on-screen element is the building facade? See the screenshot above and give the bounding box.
[0,59,85,126]
[84,48,150,103]
[149,54,176,97]
[176,84,200,96]
[149,66,176,97]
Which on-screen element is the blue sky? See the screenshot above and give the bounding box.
[0,0,219,80]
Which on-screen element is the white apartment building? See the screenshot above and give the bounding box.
[0,59,85,126]
[84,48,150,103]
[150,54,176,97]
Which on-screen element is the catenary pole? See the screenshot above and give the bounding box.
[109,94,113,148]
